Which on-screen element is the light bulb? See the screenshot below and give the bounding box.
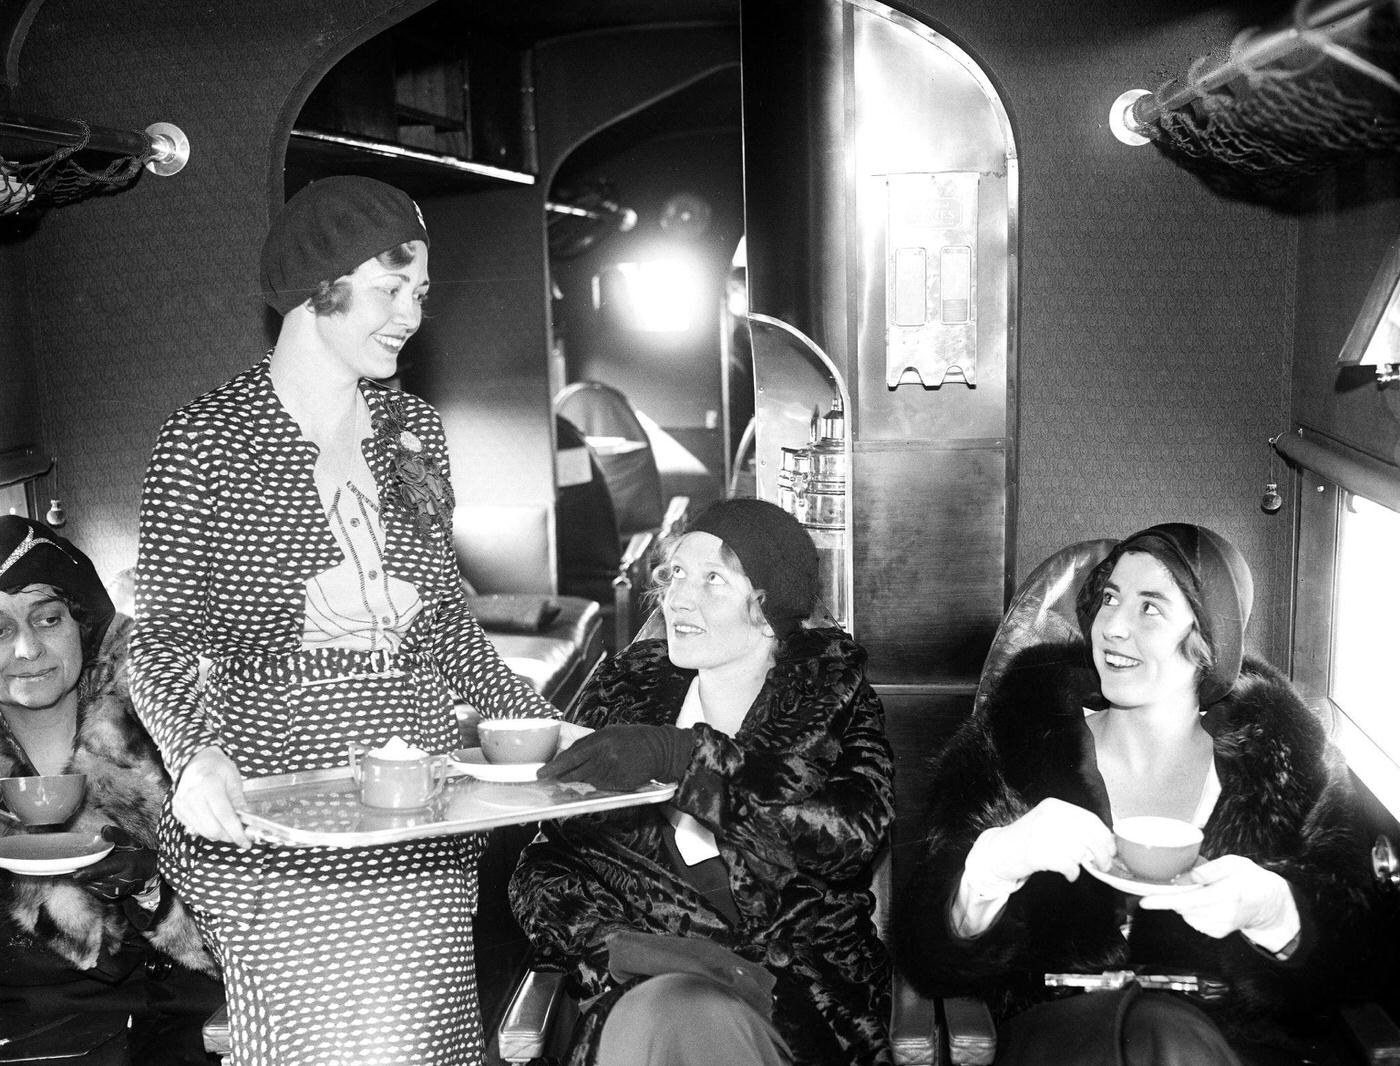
[45,498,67,527]
[1260,483,1283,515]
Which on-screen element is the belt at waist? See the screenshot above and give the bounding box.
[208,645,431,688]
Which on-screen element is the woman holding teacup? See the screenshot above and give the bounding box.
[129,176,555,1066]
[511,498,895,1066]
[894,523,1378,1066]
[0,516,220,1063]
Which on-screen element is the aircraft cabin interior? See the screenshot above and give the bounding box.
[2,0,1399,1062]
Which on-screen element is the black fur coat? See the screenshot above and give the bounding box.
[893,643,1380,1055]
[0,618,214,979]
[510,626,896,1066]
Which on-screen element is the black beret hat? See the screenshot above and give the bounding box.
[0,516,116,659]
[687,498,818,639]
[260,175,429,315]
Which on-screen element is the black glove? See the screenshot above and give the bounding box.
[537,725,695,791]
[69,825,159,902]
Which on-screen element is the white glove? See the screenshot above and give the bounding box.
[952,799,1115,939]
[966,798,1116,888]
[1140,854,1300,953]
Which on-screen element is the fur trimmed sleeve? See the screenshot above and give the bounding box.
[1194,661,1383,1017]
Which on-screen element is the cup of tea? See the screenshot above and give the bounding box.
[1113,816,1203,881]
[348,738,448,810]
[0,773,87,827]
[477,718,561,765]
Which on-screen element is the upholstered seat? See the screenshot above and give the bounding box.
[476,594,602,710]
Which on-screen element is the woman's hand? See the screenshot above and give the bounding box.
[70,825,159,899]
[172,745,252,849]
[1139,854,1298,943]
[968,798,1116,886]
[537,725,694,790]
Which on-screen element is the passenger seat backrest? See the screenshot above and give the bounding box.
[973,539,1116,715]
[555,381,665,536]
[555,415,624,601]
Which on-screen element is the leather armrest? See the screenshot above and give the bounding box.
[890,976,941,1065]
[943,996,997,1066]
[498,968,569,1064]
[203,1002,230,1055]
[1340,1001,1400,1065]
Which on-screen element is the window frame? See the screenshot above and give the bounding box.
[1289,454,1400,820]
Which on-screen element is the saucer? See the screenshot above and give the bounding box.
[450,748,544,783]
[0,833,114,876]
[1082,856,1205,896]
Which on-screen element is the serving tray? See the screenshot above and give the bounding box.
[238,765,676,848]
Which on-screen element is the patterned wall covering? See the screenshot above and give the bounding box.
[0,238,40,459]
[9,0,1303,664]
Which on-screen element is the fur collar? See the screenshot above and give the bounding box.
[980,642,1335,857]
[1,619,214,975]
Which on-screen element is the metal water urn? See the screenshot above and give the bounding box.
[799,400,846,529]
[778,400,849,626]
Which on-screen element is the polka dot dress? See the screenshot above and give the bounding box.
[130,358,555,1066]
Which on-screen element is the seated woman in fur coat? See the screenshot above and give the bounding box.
[511,499,895,1066]
[894,523,1379,1066]
[0,516,220,1064]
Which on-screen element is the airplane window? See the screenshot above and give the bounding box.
[1332,493,1400,761]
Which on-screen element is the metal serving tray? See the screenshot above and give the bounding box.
[238,765,676,848]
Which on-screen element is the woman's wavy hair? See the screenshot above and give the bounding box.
[310,242,417,315]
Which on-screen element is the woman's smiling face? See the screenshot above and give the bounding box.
[661,532,776,673]
[319,240,429,382]
[0,585,83,717]
[1090,551,1201,712]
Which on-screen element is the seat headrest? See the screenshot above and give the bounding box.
[973,538,1116,714]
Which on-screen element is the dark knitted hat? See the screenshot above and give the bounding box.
[1076,523,1253,707]
[260,176,429,315]
[687,498,818,638]
[0,516,116,660]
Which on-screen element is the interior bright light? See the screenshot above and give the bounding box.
[595,259,705,333]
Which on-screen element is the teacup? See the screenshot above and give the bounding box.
[478,718,561,765]
[348,740,448,810]
[1113,816,1203,881]
[0,774,86,827]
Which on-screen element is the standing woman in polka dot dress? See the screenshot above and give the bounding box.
[129,176,556,1066]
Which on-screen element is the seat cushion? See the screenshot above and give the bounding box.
[481,595,602,708]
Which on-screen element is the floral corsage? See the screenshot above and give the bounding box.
[376,396,455,539]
